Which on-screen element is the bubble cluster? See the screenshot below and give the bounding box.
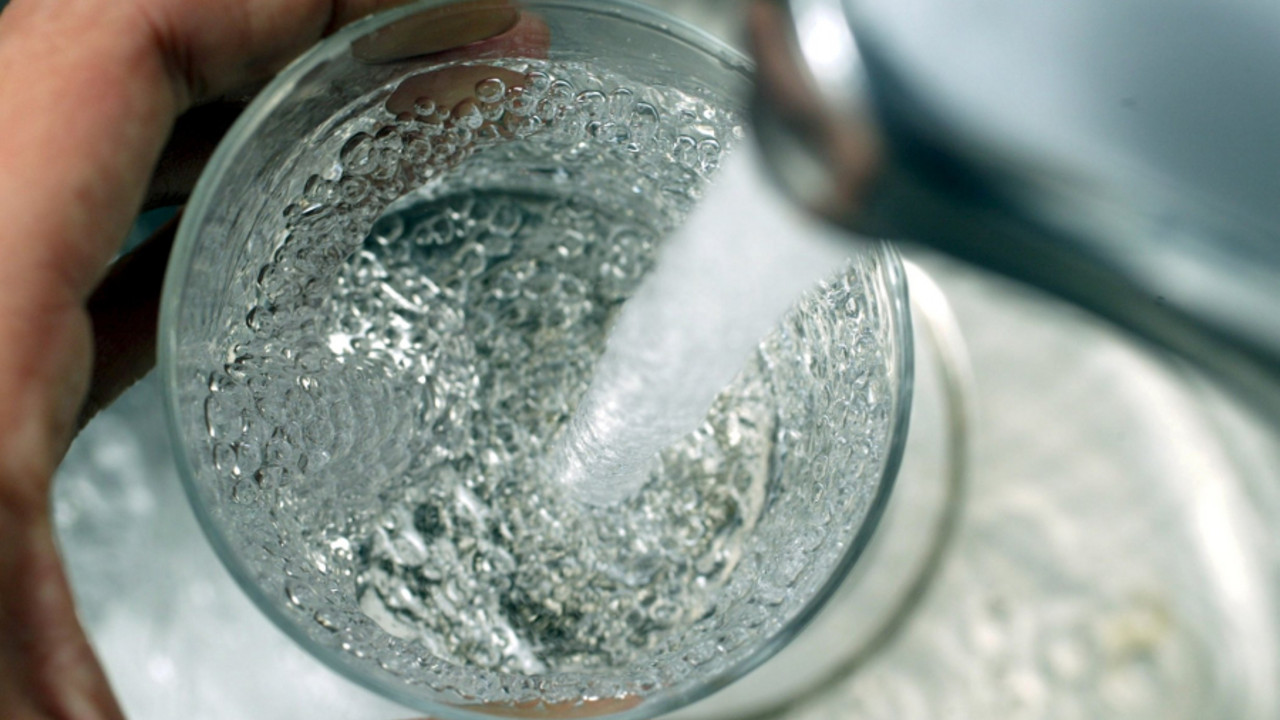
[190,58,898,701]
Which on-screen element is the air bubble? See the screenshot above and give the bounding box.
[445,193,475,221]
[338,175,371,204]
[504,86,537,118]
[340,133,376,174]
[254,465,288,490]
[698,139,722,174]
[404,136,433,165]
[453,242,487,278]
[368,213,405,246]
[608,88,634,118]
[475,77,507,104]
[546,78,575,101]
[628,103,660,147]
[243,306,263,332]
[285,580,319,608]
[503,112,542,137]
[575,90,607,117]
[313,609,345,632]
[413,97,437,117]
[411,214,458,247]
[524,70,551,97]
[595,122,629,145]
[231,478,260,505]
[454,99,485,130]
[444,126,474,147]
[204,395,246,439]
[212,442,240,476]
[263,432,297,468]
[673,135,700,170]
[234,439,262,473]
[487,201,522,238]
[303,174,338,205]
[480,102,505,123]
[427,107,451,125]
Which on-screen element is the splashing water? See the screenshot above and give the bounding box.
[552,141,853,505]
[192,59,901,680]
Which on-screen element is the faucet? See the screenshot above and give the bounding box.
[748,0,1280,420]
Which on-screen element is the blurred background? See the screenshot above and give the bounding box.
[9,0,1280,717]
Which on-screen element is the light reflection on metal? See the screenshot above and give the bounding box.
[751,0,1280,421]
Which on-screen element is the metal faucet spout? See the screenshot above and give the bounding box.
[749,0,1280,419]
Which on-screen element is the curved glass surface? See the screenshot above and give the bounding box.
[159,1,913,717]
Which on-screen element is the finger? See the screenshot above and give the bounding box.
[0,3,538,718]
[0,512,126,720]
[79,215,178,430]
[0,2,414,718]
[145,101,247,210]
[384,11,551,115]
[746,1,882,218]
[99,5,544,422]
[0,0,417,491]
[143,4,544,209]
[353,0,519,63]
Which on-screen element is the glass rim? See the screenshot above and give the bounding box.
[158,1,915,717]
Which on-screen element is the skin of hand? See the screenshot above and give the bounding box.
[0,1,541,718]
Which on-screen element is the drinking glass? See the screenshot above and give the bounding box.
[159,1,919,717]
